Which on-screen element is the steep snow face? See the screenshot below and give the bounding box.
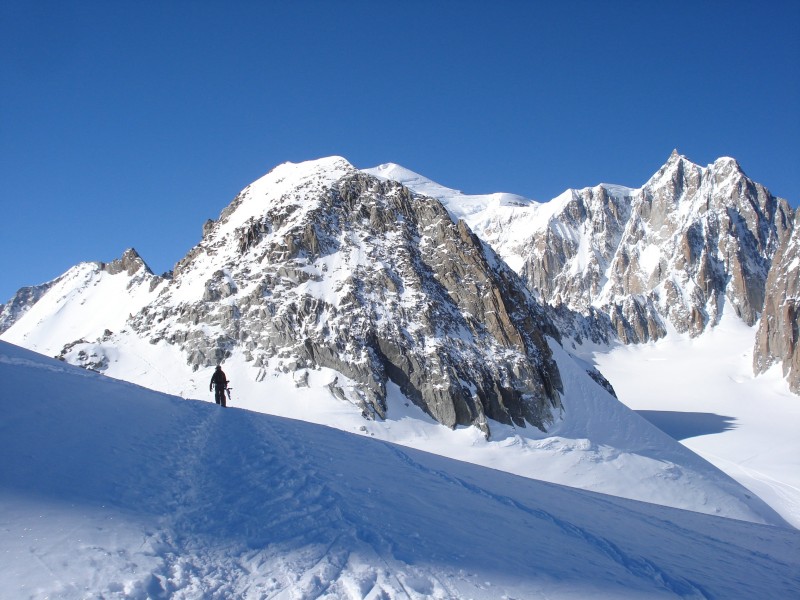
[1,251,164,361]
[2,341,798,599]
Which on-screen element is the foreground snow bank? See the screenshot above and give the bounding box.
[1,341,799,599]
[31,318,785,527]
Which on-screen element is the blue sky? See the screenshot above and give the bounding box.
[1,0,798,303]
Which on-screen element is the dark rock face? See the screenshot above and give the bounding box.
[754,211,800,392]
[130,161,563,436]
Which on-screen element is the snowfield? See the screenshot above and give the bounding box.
[588,311,800,529]
[1,340,799,599]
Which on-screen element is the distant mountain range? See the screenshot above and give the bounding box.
[4,152,796,396]
[367,151,798,391]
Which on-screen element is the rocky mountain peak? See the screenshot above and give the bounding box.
[128,166,564,437]
[100,248,152,276]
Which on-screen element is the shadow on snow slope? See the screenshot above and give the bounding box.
[635,411,738,441]
[1,340,799,599]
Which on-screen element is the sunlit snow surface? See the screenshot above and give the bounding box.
[1,341,799,599]
[588,311,800,529]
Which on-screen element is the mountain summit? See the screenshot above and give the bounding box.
[4,158,564,437]
[131,157,564,435]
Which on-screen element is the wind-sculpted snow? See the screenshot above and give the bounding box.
[1,341,798,599]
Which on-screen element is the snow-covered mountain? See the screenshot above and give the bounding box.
[1,155,797,527]
[368,151,795,347]
[2,340,799,599]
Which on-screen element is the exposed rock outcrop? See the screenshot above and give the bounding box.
[100,248,152,276]
[754,211,800,392]
[129,160,563,436]
[0,280,59,334]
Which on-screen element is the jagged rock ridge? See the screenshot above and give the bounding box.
[512,152,791,343]
[375,151,795,347]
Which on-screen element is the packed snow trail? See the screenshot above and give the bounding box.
[1,341,799,599]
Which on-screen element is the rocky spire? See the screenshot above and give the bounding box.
[754,210,800,392]
[100,248,153,276]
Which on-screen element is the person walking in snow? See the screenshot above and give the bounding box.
[210,365,228,407]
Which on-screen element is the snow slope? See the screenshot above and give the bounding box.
[4,294,784,527]
[0,259,161,356]
[1,340,799,599]
[589,311,800,529]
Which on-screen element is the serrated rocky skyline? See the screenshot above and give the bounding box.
[2,151,797,413]
[368,151,798,391]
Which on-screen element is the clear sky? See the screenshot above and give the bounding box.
[2,0,798,303]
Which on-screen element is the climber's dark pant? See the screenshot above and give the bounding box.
[214,386,226,407]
